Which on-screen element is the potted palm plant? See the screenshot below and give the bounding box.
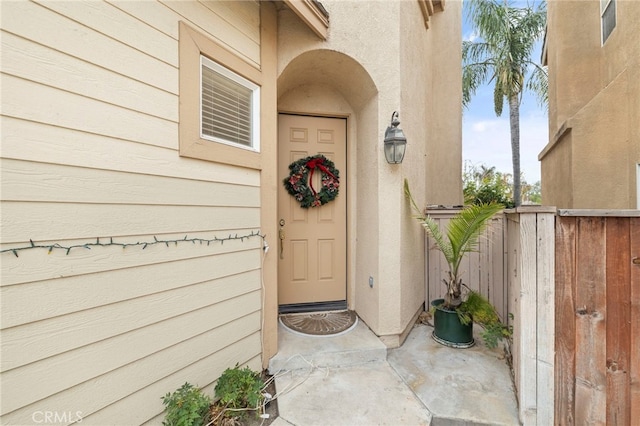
[404,179,509,348]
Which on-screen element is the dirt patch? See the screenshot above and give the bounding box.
[416,310,433,327]
[244,371,278,426]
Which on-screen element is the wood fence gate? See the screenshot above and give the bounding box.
[555,211,640,425]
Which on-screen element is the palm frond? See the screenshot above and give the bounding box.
[462,62,494,108]
[403,178,424,218]
[462,41,494,65]
[404,179,454,264]
[463,0,546,113]
[526,63,548,110]
[465,0,510,46]
[421,216,454,266]
[445,203,504,275]
[405,180,502,297]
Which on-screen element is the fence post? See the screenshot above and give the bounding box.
[506,206,556,426]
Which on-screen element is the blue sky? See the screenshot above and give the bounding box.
[461,2,548,184]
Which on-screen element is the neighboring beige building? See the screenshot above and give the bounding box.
[540,0,640,209]
[0,1,462,423]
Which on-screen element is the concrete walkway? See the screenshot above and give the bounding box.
[268,319,520,426]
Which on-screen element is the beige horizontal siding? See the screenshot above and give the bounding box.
[34,0,180,67]
[1,160,260,207]
[2,270,260,370]
[141,354,263,426]
[88,348,263,426]
[162,0,260,66]
[3,317,262,424]
[1,117,261,186]
[2,249,261,326]
[1,293,261,415]
[1,202,260,242]
[203,0,261,40]
[1,31,178,121]
[0,0,264,423]
[2,74,178,150]
[0,231,260,287]
[2,0,178,93]
[106,0,183,39]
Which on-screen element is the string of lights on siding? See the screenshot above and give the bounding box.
[1,231,265,258]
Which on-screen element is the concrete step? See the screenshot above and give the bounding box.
[268,319,387,374]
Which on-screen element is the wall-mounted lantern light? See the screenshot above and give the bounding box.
[383,111,407,164]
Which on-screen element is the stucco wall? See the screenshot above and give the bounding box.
[401,0,463,337]
[277,0,462,342]
[423,1,464,207]
[541,0,640,208]
[541,128,574,208]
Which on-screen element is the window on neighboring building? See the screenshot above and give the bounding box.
[601,0,616,44]
[201,56,260,152]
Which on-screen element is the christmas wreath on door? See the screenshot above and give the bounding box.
[283,154,340,208]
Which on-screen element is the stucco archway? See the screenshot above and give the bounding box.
[276,49,380,324]
[277,49,377,110]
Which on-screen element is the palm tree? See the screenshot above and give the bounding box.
[405,180,503,309]
[463,0,547,206]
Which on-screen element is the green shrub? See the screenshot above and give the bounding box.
[161,382,211,426]
[457,291,511,348]
[214,365,264,418]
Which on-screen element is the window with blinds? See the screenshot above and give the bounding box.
[601,0,616,44]
[200,56,260,151]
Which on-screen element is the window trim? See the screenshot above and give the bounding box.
[179,21,262,169]
[200,56,260,153]
[600,0,616,45]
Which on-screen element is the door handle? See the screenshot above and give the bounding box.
[279,219,285,259]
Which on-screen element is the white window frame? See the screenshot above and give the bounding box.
[200,55,261,153]
[600,0,616,45]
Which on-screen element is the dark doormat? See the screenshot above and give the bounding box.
[279,310,358,336]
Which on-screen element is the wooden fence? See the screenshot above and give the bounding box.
[425,206,556,425]
[555,211,640,425]
[424,208,508,319]
[425,208,639,425]
[505,207,556,425]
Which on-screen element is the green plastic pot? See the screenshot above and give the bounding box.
[431,299,475,348]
